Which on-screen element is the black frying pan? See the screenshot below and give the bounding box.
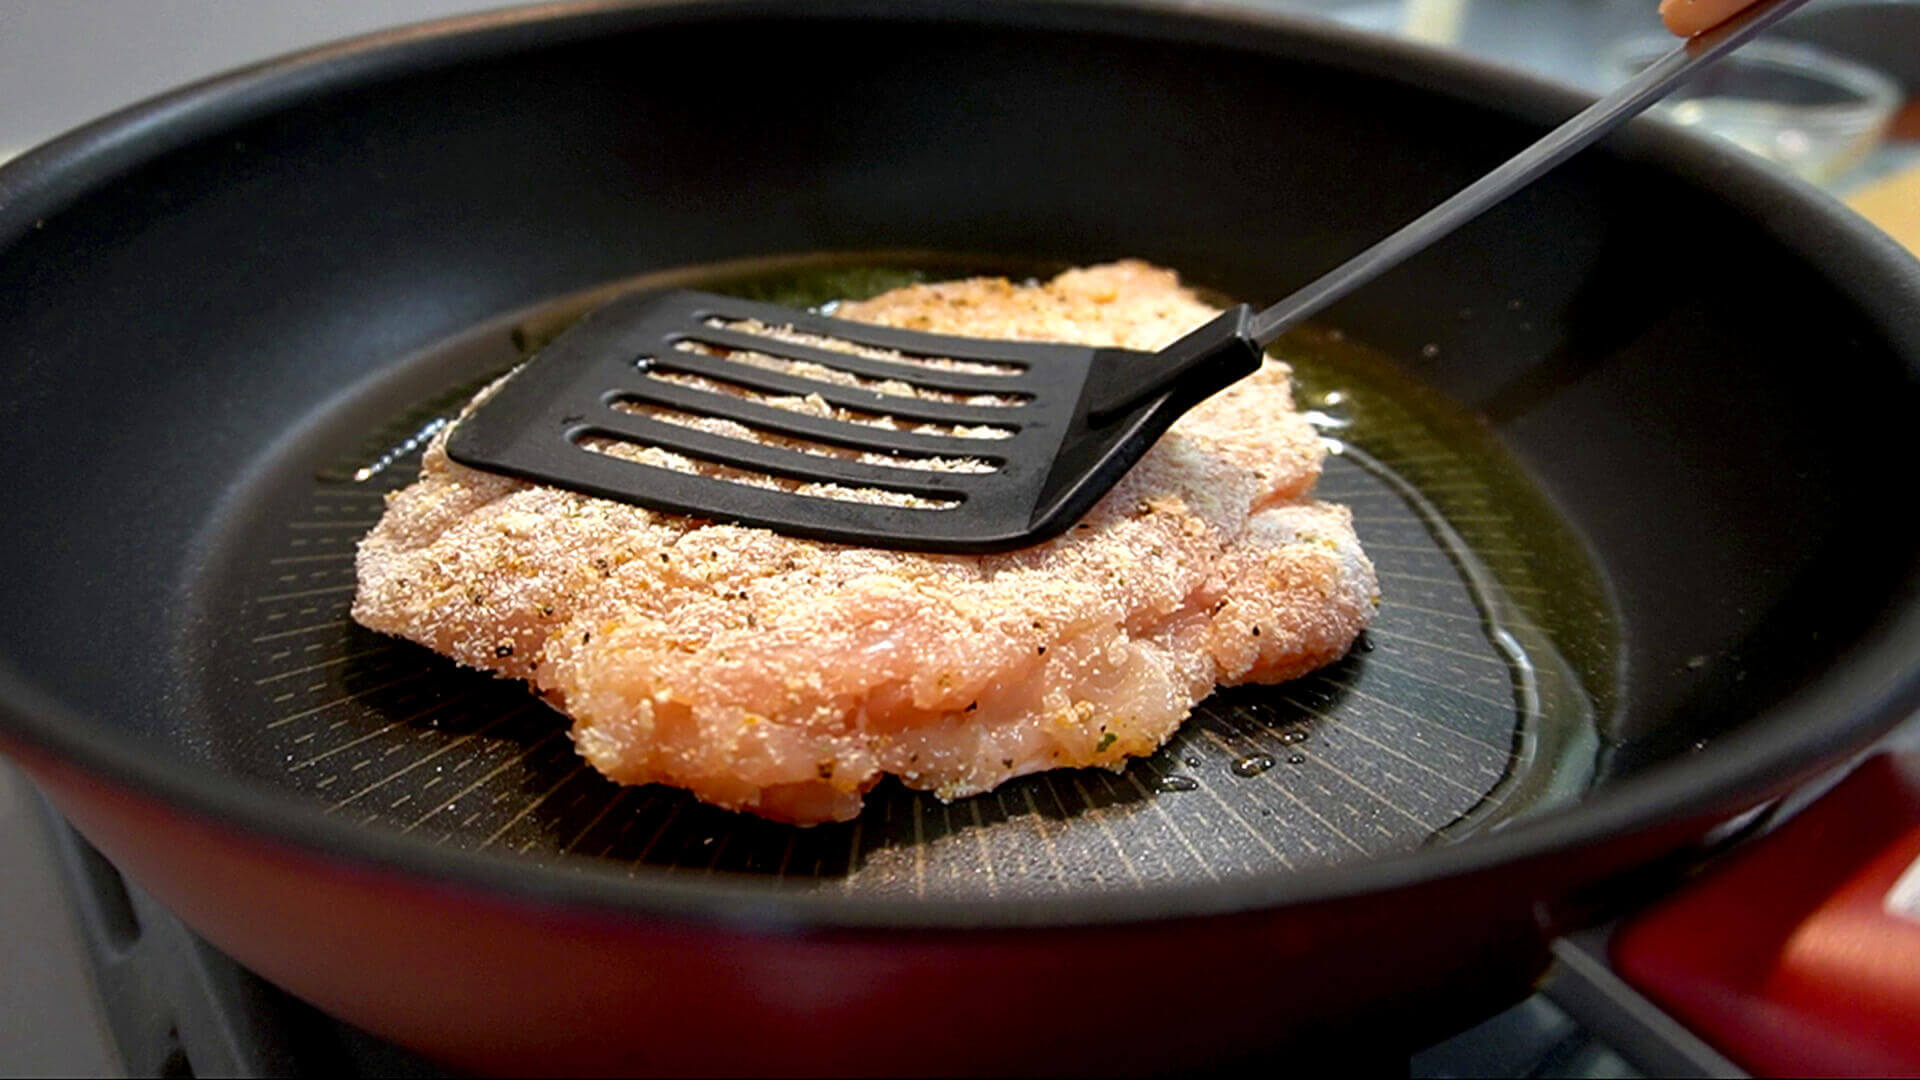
[2,1,1919,1074]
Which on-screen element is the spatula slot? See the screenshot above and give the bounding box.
[643,370,1018,439]
[609,400,1000,474]
[669,340,1032,406]
[641,355,1032,427]
[702,317,1027,377]
[577,436,965,510]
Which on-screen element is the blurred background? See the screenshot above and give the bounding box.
[3,0,1916,207]
[1,1,1915,1076]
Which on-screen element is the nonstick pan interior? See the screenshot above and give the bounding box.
[3,1,1919,921]
[178,259,1600,898]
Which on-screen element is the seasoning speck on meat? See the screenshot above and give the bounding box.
[352,261,1377,824]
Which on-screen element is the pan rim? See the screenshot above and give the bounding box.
[2,0,1919,932]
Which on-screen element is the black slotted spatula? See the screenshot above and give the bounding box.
[446,0,1797,553]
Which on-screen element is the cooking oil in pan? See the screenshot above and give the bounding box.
[1276,328,1612,842]
[207,252,1613,895]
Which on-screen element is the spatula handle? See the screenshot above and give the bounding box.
[1244,0,1805,348]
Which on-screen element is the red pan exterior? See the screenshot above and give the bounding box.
[15,742,1652,1075]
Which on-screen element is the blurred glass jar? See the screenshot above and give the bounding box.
[1603,35,1901,185]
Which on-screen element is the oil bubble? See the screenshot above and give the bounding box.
[1230,753,1276,777]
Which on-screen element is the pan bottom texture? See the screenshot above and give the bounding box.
[181,254,1613,901]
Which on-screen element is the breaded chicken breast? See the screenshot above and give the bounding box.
[353,261,1377,823]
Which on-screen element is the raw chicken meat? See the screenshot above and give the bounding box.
[353,261,1377,823]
